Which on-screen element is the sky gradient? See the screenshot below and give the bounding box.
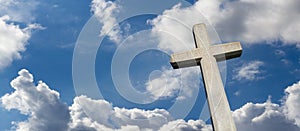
[0,0,300,130]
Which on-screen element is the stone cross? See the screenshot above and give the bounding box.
[170,23,242,131]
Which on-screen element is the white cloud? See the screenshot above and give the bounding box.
[2,69,300,131]
[69,95,173,131]
[196,0,300,46]
[146,3,200,52]
[149,0,300,48]
[232,81,300,131]
[148,3,214,53]
[0,0,42,70]
[283,81,300,127]
[91,0,123,43]
[0,69,70,131]
[146,3,219,101]
[0,69,211,131]
[233,96,300,131]
[233,60,264,81]
[145,67,200,101]
[0,0,38,23]
[158,119,212,131]
[69,95,213,131]
[0,16,42,70]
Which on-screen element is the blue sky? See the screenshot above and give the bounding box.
[0,0,300,130]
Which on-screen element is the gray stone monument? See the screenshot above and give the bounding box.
[170,23,242,131]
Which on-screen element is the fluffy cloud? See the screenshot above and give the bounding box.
[0,0,38,23]
[0,69,70,131]
[198,0,300,44]
[2,69,300,131]
[149,0,300,49]
[233,60,264,81]
[145,67,200,101]
[232,81,300,131]
[69,96,213,131]
[91,0,300,51]
[205,0,300,45]
[233,97,299,131]
[1,69,211,131]
[0,16,41,70]
[158,119,212,131]
[69,95,213,131]
[283,81,300,127]
[0,0,42,70]
[91,0,123,43]
[149,3,212,53]
[69,95,173,130]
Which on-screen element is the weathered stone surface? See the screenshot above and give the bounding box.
[170,23,242,131]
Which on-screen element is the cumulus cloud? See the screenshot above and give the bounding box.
[198,0,299,44]
[158,119,212,131]
[1,69,211,131]
[0,0,42,70]
[145,67,200,101]
[283,81,300,127]
[0,16,42,70]
[233,96,299,131]
[69,95,174,130]
[91,0,123,43]
[69,96,213,131]
[148,3,216,53]
[0,69,70,131]
[0,0,38,23]
[92,0,298,50]
[68,95,213,131]
[233,80,300,131]
[149,0,300,48]
[233,60,264,81]
[2,69,300,131]
[207,0,300,45]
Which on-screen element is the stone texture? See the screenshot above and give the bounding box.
[170,23,242,131]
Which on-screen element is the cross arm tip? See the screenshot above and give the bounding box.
[210,41,243,61]
[170,62,179,69]
[170,55,181,69]
[193,23,206,28]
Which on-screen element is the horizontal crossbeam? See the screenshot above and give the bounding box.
[170,42,242,69]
